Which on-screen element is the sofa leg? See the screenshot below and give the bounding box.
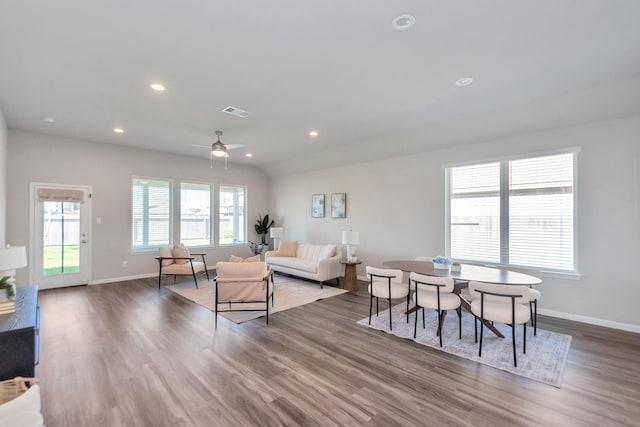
[319,281,323,289]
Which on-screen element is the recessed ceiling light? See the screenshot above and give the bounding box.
[245,153,253,158]
[309,131,319,137]
[150,83,166,92]
[455,77,474,87]
[113,127,125,134]
[43,117,55,123]
[392,14,415,31]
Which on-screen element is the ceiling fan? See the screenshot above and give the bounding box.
[188,130,245,170]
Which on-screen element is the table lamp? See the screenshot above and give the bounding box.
[270,227,283,251]
[341,230,360,262]
[0,245,27,302]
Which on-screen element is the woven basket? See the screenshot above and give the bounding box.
[0,377,38,404]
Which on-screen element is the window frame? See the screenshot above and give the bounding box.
[179,180,214,249]
[131,176,173,252]
[445,148,580,275]
[218,184,248,247]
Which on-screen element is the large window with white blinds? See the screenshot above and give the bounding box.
[219,185,246,245]
[131,177,172,250]
[446,152,576,272]
[180,182,213,247]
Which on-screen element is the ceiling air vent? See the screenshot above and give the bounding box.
[222,106,251,118]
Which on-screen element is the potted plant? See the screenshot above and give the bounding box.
[451,261,461,272]
[254,214,274,245]
[0,276,15,302]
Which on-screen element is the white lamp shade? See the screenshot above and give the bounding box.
[0,246,27,270]
[270,227,283,238]
[341,230,360,245]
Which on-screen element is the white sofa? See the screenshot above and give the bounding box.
[265,243,342,288]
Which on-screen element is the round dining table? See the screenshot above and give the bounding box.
[382,260,542,338]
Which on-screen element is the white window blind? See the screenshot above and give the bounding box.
[132,178,172,249]
[180,182,212,247]
[219,185,246,245]
[447,152,576,272]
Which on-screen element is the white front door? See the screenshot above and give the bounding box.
[30,184,92,289]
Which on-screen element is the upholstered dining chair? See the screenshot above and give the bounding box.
[156,245,209,290]
[213,261,274,328]
[506,267,542,336]
[468,281,531,367]
[365,266,408,331]
[410,272,461,347]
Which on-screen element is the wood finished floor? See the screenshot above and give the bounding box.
[36,276,640,427]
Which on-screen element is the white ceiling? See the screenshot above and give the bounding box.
[1,0,640,176]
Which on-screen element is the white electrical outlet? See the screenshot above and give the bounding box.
[122,261,128,268]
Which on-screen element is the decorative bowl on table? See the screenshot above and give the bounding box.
[432,256,452,270]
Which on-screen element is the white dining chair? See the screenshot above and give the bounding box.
[468,281,531,367]
[366,266,408,331]
[506,267,542,336]
[410,272,461,347]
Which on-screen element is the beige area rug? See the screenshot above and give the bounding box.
[167,276,348,323]
[358,303,571,387]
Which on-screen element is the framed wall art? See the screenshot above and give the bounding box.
[331,193,346,218]
[311,194,325,218]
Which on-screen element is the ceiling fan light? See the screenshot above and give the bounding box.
[211,141,227,157]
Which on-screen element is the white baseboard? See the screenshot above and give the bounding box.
[538,308,640,334]
[355,274,639,333]
[89,272,156,285]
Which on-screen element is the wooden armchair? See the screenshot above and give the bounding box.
[213,261,274,327]
[156,245,210,290]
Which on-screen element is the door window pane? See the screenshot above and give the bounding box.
[42,201,80,275]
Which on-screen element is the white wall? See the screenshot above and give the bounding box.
[0,107,6,247]
[270,115,640,331]
[7,130,269,284]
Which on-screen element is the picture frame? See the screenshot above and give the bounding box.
[311,194,325,218]
[331,193,346,218]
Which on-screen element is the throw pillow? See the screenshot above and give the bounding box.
[172,243,190,264]
[229,254,244,263]
[0,384,43,426]
[277,240,298,257]
[318,244,336,260]
[159,245,174,266]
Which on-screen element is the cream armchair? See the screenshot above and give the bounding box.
[214,261,274,327]
[156,245,210,290]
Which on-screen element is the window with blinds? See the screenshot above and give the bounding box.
[447,152,576,272]
[132,178,172,250]
[180,182,212,247]
[219,185,246,245]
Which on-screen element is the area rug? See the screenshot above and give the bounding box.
[358,303,571,387]
[167,276,348,323]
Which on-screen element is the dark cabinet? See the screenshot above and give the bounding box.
[0,286,39,381]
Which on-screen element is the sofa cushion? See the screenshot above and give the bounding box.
[172,243,190,264]
[159,245,174,266]
[267,256,318,274]
[277,240,298,257]
[229,254,261,263]
[318,244,336,260]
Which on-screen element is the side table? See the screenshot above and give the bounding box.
[340,260,362,294]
